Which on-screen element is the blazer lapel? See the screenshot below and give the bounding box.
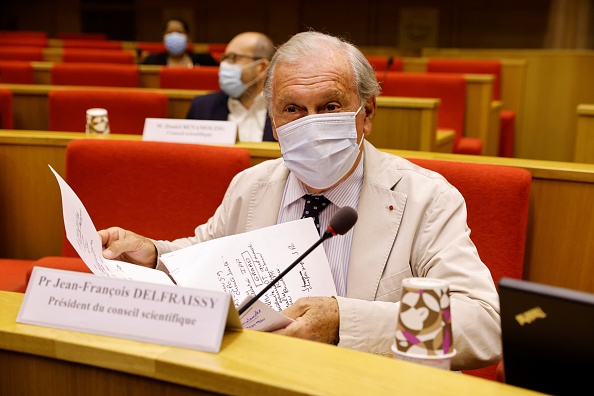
[347,144,407,300]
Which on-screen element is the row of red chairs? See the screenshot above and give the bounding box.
[0,37,120,49]
[0,86,168,134]
[0,44,225,64]
[0,61,220,89]
[0,31,108,40]
[369,56,515,157]
[0,47,135,63]
[0,56,515,157]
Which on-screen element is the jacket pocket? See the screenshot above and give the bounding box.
[375,267,413,302]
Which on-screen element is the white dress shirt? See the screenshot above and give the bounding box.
[227,93,267,142]
[276,156,364,297]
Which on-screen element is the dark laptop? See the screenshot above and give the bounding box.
[499,277,594,395]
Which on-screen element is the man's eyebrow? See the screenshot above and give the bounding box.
[275,90,347,106]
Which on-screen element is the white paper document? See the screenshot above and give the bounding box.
[161,218,338,311]
[49,165,338,332]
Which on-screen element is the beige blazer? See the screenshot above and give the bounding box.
[154,141,501,370]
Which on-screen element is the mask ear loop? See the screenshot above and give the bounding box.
[242,59,265,91]
[355,103,366,148]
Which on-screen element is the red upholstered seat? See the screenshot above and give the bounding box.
[365,55,403,72]
[25,140,251,284]
[0,60,35,84]
[48,89,168,134]
[0,87,13,129]
[137,41,166,53]
[26,140,251,284]
[159,66,220,90]
[499,110,516,157]
[427,59,503,101]
[51,62,139,87]
[24,257,91,287]
[0,46,43,61]
[0,259,34,292]
[0,37,48,47]
[60,139,251,256]
[62,49,134,64]
[408,158,531,381]
[61,39,122,50]
[208,43,227,63]
[380,71,482,155]
[427,58,516,157]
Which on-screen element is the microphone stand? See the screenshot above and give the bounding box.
[237,231,332,315]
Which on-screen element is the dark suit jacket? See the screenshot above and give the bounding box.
[141,51,219,66]
[186,91,275,142]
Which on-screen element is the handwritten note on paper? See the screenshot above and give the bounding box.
[238,297,293,332]
[159,218,338,312]
[49,165,175,286]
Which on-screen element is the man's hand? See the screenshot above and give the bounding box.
[98,227,158,268]
[272,297,340,345]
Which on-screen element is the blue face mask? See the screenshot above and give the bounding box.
[218,59,262,99]
[164,32,187,56]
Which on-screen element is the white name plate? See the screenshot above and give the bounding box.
[17,267,242,353]
[142,118,237,145]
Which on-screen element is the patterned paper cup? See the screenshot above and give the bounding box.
[86,108,110,135]
[393,277,455,369]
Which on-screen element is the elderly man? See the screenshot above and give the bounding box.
[100,31,501,370]
[186,32,276,142]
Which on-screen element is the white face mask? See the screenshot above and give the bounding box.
[218,60,262,98]
[275,105,364,190]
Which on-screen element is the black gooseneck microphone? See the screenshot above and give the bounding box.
[237,206,358,315]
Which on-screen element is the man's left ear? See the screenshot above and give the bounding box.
[363,96,376,135]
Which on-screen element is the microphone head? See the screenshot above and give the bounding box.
[326,206,358,236]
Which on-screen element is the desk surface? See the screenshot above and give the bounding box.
[0,291,540,395]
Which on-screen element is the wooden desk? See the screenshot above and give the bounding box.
[369,97,454,153]
[464,74,499,156]
[1,131,594,296]
[0,291,541,395]
[1,83,448,153]
[574,104,594,163]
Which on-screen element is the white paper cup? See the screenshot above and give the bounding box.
[86,108,110,135]
[392,342,456,370]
